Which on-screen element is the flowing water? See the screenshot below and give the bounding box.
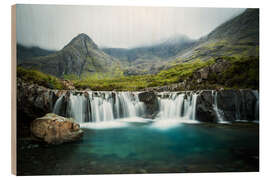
[17,90,259,175]
[157,92,198,120]
[53,91,202,124]
[212,91,227,123]
[52,90,259,124]
[17,120,259,175]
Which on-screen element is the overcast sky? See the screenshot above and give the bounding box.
[16,5,245,50]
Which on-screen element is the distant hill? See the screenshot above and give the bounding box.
[17,44,56,64]
[103,34,195,62]
[104,9,259,74]
[103,34,195,75]
[19,33,122,78]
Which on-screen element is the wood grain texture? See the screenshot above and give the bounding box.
[11,4,17,175]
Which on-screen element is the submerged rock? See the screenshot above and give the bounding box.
[30,113,83,144]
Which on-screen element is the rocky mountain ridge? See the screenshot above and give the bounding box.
[19,33,122,78]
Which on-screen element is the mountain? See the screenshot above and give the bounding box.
[104,9,259,75]
[19,33,122,78]
[17,44,56,64]
[103,34,195,62]
[207,9,259,42]
[173,8,259,63]
[103,34,195,75]
[18,9,259,78]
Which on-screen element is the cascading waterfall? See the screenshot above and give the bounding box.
[69,93,88,123]
[157,92,198,120]
[212,91,226,123]
[52,90,259,125]
[53,91,145,123]
[52,95,64,115]
[88,91,114,122]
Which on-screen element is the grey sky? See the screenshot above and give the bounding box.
[16,5,245,50]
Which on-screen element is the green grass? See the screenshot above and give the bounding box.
[17,55,259,91]
[17,67,64,89]
[72,59,215,91]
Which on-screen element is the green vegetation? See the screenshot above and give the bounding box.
[17,67,64,89]
[219,56,259,89]
[17,55,259,91]
[72,59,215,91]
[71,55,258,91]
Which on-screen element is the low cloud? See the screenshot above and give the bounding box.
[16,5,245,49]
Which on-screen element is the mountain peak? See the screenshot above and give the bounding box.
[74,33,92,41]
[64,33,98,50]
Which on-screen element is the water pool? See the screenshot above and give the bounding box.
[17,120,259,175]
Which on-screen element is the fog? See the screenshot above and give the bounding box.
[16,5,245,50]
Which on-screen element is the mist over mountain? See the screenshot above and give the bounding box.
[170,8,259,63]
[17,44,56,64]
[18,9,259,77]
[103,34,195,63]
[16,5,245,50]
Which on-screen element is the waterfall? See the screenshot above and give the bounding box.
[212,91,226,123]
[69,93,88,123]
[88,91,114,122]
[157,92,198,120]
[53,91,145,123]
[52,90,259,124]
[52,95,64,114]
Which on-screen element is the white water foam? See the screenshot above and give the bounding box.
[80,117,151,129]
[80,121,129,129]
[150,118,199,130]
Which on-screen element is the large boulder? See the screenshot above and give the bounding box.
[138,91,159,118]
[30,113,83,144]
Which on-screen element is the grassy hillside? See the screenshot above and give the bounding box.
[72,59,213,90]
[72,55,259,91]
[17,67,64,89]
[18,54,259,91]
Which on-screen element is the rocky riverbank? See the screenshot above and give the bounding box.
[18,78,258,124]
